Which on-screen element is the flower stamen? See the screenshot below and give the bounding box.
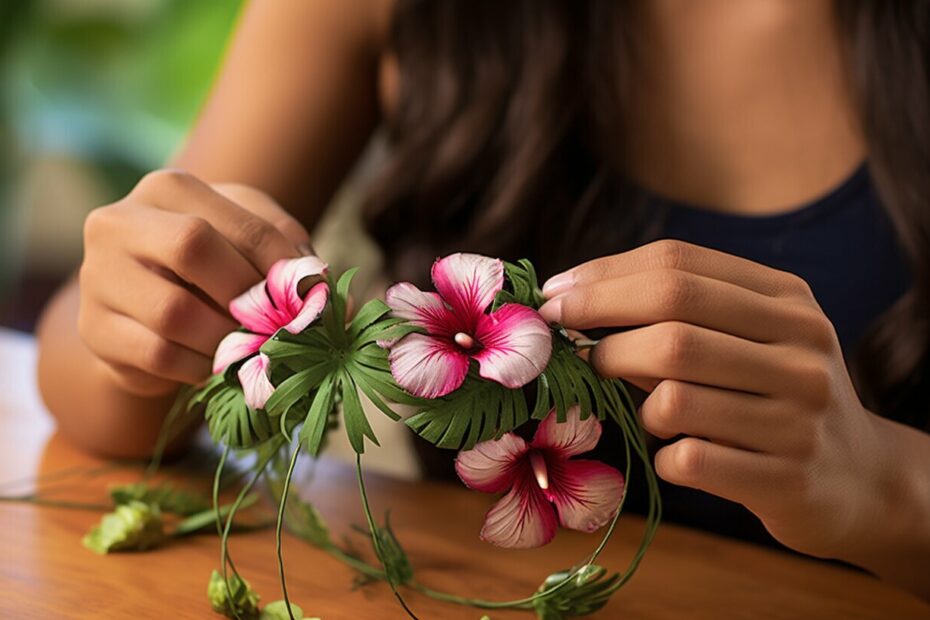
[454,332,476,350]
[529,451,549,490]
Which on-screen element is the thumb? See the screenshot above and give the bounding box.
[212,183,314,254]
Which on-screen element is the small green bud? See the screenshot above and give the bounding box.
[82,500,165,554]
[259,600,305,619]
[207,569,261,619]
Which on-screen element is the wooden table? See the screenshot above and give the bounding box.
[0,329,927,619]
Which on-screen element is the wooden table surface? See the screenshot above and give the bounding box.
[0,328,927,620]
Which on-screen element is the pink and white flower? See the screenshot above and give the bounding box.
[456,406,625,549]
[384,253,552,399]
[212,256,329,409]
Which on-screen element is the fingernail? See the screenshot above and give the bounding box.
[298,242,316,256]
[542,272,574,297]
[538,296,563,324]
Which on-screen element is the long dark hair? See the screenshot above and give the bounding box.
[364,0,930,427]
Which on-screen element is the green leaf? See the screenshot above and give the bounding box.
[205,383,275,449]
[187,372,227,411]
[284,498,331,547]
[259,601,306,620]
[405,374,528,450]
[348,357,424,407]
[347,298,391,341]
[82,501,165,554]
[327,267,357,334]
[264,362,334,418]
[297,374,336,457]
[533,335,618,423]
[261,326,332,364]
[369,512,413,585]
[207,569,261,619]
[109,482,210,516]
[173,494,259,536]
[352,370,402,422]
[499,259,545,309]
[340,370,379,453]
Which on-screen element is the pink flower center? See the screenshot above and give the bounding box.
[529,451,549,490]
[453,332,477,350]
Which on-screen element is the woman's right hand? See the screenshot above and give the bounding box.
[78,169,312,397]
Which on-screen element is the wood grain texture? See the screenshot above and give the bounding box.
[0,329,927,619]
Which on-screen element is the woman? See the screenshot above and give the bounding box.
[36,0,930,598]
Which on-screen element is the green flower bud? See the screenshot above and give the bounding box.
[82,500,165,554]
[259,600,307,619]
[207,569,261,619]
[532,565,620,619]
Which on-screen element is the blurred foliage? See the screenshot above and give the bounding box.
[0,0,243,326]
[2,0,243,195]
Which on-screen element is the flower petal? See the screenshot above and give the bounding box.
[237,353,275,410]
[212,332,268,374]
[385,282,457,336]
[283,281,329,334]
[473,304,552,388]
[266,256,328,318]
[479,472,558,549]
[388,333,469,398]
[531,405,601,457]
[455,433,528,493]
[546,458,625,533]
[430,253,504,322]
[229,281,287,335]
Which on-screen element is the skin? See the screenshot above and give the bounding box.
[35,0,929,598]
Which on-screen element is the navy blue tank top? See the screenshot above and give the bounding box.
[653,163,910,354]
[614,162,915,545]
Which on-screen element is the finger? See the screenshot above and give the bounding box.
[543,239,813,300]
[131,169,301,273]
[99,360,180,397]
[655,437,792,509]
[90,260,238,357]
[590,321,805,395]
[540,269,805,343]
[641,380,790,452]
[82,309,213,385]
[212,183,313,250]
[90,202,262,307]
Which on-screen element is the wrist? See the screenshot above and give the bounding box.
[840,412,930,596]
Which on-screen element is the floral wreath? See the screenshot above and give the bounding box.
[82,253,661,620]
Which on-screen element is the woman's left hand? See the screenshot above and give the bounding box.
[538,239,893,561]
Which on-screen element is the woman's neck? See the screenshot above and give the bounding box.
[623,0,866,215]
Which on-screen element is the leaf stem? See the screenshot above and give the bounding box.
[275,444,302,620]
[354,454,420,619]
[146,385,195,480]
[219,442,281,620]
[0,495,112,511]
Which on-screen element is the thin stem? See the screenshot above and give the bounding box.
[145,385,194,480]
[0,495,112,511]
[211,444,242,620]
[275,444,302,620]
[355,454,420,620]
[0,462,125,495]
[220,442,281,620]
[322,543,385,580]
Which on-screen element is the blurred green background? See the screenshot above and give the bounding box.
[0,0,244,330]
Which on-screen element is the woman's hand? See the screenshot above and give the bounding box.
[78,169,312,397]
[538,239,898,562]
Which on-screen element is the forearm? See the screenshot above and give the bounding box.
[36,278,188,459]
[844,412,930,599]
